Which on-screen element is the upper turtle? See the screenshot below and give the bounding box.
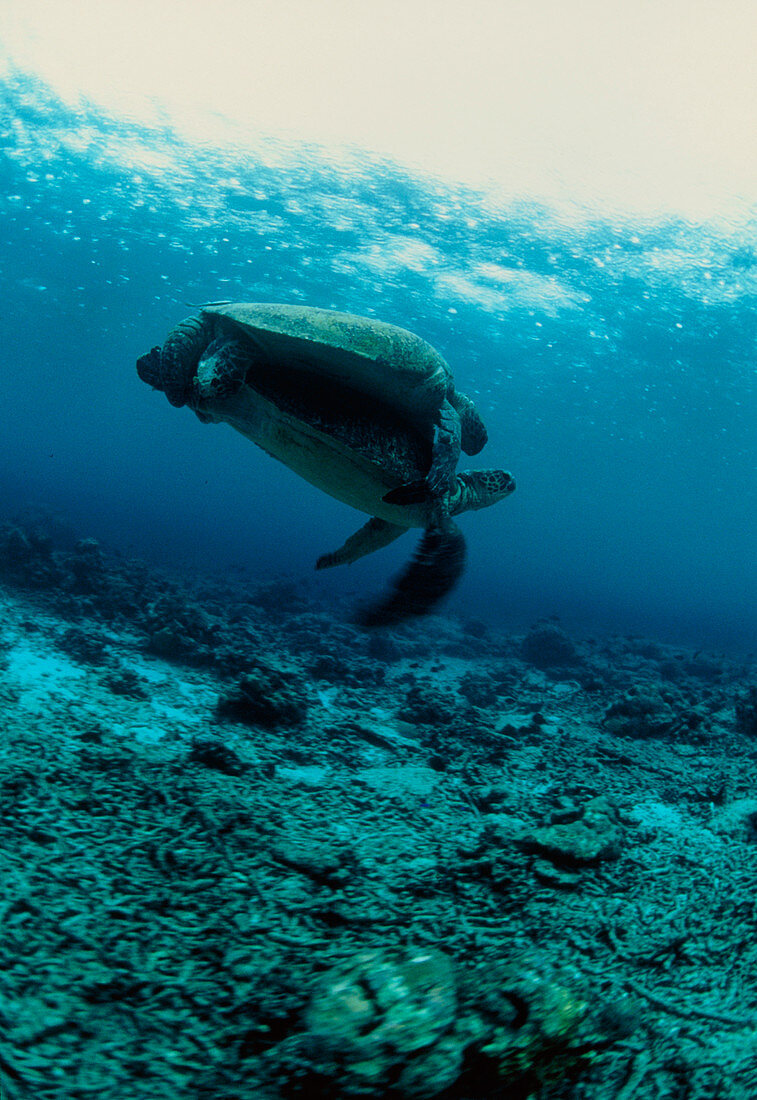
[138,302,488,498]
[137,312,515,626]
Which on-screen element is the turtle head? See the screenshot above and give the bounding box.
[452,469,515,514]
[137,312,254,415]
[136,313,215,408]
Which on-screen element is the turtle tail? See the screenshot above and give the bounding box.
[356,522,466,628]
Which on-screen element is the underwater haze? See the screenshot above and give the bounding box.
[1,6,756,653]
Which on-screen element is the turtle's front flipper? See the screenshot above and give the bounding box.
[426,397,462,496]
[194,338,251,401]
[315,517,406,570]
[356,521,466,627]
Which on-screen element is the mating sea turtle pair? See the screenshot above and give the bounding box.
[137,302,515,625]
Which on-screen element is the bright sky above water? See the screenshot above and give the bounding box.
[3,0,756,219]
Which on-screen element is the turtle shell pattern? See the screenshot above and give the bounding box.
[204,302,452,426]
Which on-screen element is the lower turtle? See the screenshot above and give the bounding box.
[140,301,488,498]
[137,310,515,625]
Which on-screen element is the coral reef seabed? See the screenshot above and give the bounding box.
[1,522,757,1099]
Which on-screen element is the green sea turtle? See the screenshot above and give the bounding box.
[137,304,515,625]
[142,302,488,498]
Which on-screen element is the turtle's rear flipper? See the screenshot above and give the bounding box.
[452,391,488,455]
[426,397,462,496]
[382,479,430,506]
[356,522,466,627]
[316,517,405,569]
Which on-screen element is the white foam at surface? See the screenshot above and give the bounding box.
[2,0,756,220]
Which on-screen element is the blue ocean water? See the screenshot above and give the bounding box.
[1,73,755,651]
